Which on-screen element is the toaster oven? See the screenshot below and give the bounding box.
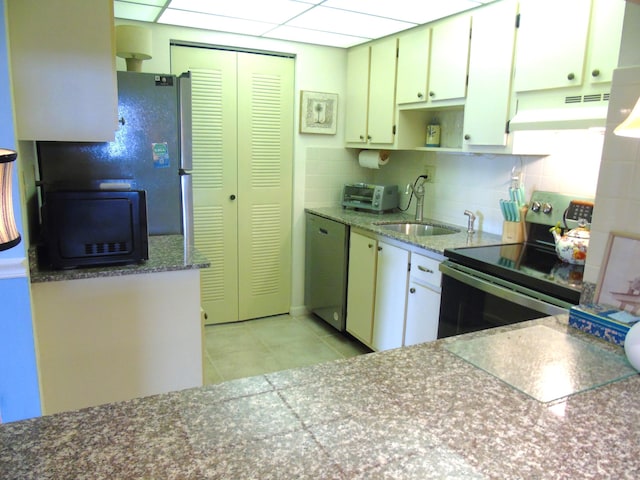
[342,183,399,212]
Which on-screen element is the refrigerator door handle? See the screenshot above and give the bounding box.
[178,72,193,171]
[181,173,194,251]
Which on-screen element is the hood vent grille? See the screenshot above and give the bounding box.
[564,93,608,104]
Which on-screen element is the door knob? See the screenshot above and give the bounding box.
[230,194,236,200]
[409,287,416,294]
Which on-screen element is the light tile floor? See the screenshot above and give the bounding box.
[203,313,372,384]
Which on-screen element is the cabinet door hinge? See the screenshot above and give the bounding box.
[392,125,397,135]
[505,120,511,134]
[396,46,399,58]
[407,262,411,272]
[515,13,520,28]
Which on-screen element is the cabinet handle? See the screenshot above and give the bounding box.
[567,72,575,81]
[418,265,434,274]
[359,135,365,140]
[377,246,382,251]
[464,134,470,140]
[368,243,373,248]
[319,228,328,235]
[592,69,600,78]
[417,92,423,99]
[367,135,372,141]
[409,287,416,294]
[118,117,126,126]
[230,194,236,200]
[429,91,435,98]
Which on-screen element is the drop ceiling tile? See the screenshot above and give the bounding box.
[159,9,276,36]
[321,0,486,24]
[168,0,312,24]
[264,25,369,48]
[286,6,415,39]
[114,1,163,21]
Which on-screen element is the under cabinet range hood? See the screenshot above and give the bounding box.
[509,89,610,131]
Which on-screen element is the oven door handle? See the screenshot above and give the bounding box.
[439,261,570,316]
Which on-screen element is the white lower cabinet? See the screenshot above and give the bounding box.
[346,231,443,351]
[346,232,377,346]
[404,253,443,346]
[372,241,410,352]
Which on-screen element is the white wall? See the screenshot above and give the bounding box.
[114,19,348,313]
[584,66,640,286]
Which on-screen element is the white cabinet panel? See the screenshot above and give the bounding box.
[405,280,440,346]
[32,270,203,415]
[7,0,117,141]
[513,0,591,92]
[428,15,471,102]
[463,0,517,147]
[396,28,431,105]
[346,232,377,347]
[345,38,397,145]
[372,241,409,351]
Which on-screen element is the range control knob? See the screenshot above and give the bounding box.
[531,201,541,212]
[542,203,553,214]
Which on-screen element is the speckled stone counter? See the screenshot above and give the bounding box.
[2,315,638,479]
[29,234,209,283]
[306,206,504,256]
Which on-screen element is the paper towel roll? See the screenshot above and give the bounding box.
[358,150,389,169]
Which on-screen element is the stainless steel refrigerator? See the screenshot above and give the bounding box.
[36,71,193,243]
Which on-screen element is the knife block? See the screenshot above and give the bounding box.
[502,221,524,243]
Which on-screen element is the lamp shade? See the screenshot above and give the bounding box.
[614,96,640,138]
[115,25,152,72]
[0,148,21,251]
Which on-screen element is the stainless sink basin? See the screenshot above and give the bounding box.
[374,222,459,236]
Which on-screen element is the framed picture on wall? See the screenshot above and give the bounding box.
[595,231,640,314]
[299,90,338,135]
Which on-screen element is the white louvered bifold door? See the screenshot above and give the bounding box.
[237,53,294,321]
[171,46,293,324]
[171,47,239,324]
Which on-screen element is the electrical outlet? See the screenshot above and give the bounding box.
[424,165,436,183]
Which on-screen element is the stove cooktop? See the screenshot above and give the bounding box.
[444,242,584,305]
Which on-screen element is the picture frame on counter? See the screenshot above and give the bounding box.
[595,231,640,315]
[299,90,338,135]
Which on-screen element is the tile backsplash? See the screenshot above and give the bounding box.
[305,129,604,236]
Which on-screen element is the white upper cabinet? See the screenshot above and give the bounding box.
[345,37,398,145]
[513,0,591,92]
[345,45,371,144]
[396,28,431,105]
[463,0,518,147]
[7,0,118,141]
[585,0,625,85]
[428,15,471,102]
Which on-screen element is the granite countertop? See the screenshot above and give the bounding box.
[306,206,504,256]
[29,235,209,283]
[2,314,639,479]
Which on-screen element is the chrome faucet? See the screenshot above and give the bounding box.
[406,176,427,222]
[464,210,476,234]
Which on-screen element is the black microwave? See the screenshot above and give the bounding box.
[42,190,149,269]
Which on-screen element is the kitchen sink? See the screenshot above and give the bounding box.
[374,222,459,236]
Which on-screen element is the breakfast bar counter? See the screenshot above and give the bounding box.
[1,315,638,479]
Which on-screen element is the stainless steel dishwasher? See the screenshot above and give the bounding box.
[305,212,349,331]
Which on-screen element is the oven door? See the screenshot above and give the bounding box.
[438,261,573,339]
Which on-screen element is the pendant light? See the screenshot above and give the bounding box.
[0,148,21,251]
[614,96,640,138]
